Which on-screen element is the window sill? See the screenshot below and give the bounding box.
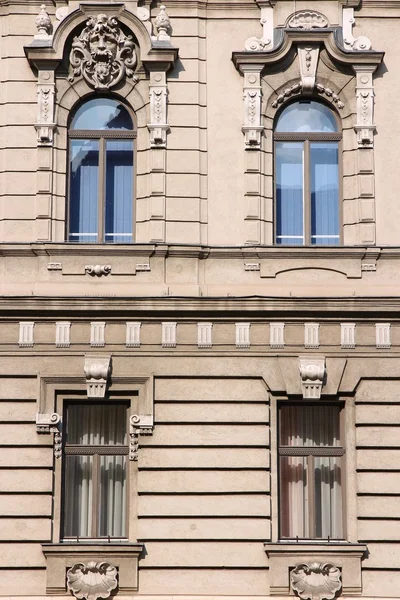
[42,542,143,595]
[264,542,367,596]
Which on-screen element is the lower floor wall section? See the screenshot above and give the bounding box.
[0,368,399,596]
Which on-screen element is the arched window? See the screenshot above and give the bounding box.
[68,97,135,243]
[274,100,341,246]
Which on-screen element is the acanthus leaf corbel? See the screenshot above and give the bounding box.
[147,70,169,148]
[298,44,320,95]
[36,412,62,458]
[354,65,376,148]
[129,414,153,460]
[299,355,326,399]
[84,355,111,398]
[241,65,264,149]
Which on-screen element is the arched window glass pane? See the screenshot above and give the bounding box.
[71,98,133,130]
[275,101,338,133]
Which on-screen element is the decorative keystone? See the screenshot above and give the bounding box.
[129,415,154,461]
[68,14,138,90]
[299,355,326,399]
[67,561,118,600]
[291,562,342,600]
[84,355,111,398]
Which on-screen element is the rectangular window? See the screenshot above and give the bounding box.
[278,404,344,539]
[62,403,128,539]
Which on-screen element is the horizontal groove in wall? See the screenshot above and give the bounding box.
[138,566,269,570]
[139,492,270,496]
[137,538,270,543]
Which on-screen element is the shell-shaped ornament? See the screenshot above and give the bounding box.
[291,562,342,600]
[67,561,118,600]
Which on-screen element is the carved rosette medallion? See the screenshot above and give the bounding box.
[67,561,118,600]
[68,14,138,90]
[291,562,342,600]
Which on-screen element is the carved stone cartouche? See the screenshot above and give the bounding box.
[68,14,138,90]
[291,562,342,600]
[67,561,118,600]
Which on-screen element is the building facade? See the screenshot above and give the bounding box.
[0,0,399,599]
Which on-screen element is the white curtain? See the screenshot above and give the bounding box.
[63,404,127,538]
[280,405,342,539]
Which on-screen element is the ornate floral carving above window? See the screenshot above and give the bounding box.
[291,562,342,600]
[68,14,138,90]
[67,561,118,600]
[286,11,329,30]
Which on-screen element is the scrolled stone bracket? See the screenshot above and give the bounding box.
[84,355,111,398]
[129,414,153,461]
[291,562,342,600]
[299,355,326,399]
[354,65,376,148]
[35,69,56,146]
[36,412,62,458]
[148,70,169,148]
[342,7,372,52]
[245,2,274,51]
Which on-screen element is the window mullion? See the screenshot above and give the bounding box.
[304,139,310,245]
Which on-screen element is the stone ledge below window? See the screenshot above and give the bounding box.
[42,543,143,595]
[264,542,368,596]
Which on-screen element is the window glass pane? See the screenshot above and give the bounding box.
[71,98,133,130]
[311,142,339,245]
[276,142,304,245]
[275,101,338,133]
[69,139,99,243]
[63,455,93,537]
[279,405,341,447]
[66,404,127,445]
[314,456,343,538]
[105,140,134,243]
[98,455,127,537]
[280,456,309,538]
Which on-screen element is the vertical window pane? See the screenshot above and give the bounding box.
[98,455,127,537]
[66,404,127,445]
[69,140,99,243]
[276,142,304,245]
[310,142,339,245]
[280,456,309,538]
[280,405,341,447]
[63,455,93,537]
[105,140,133,243]
[314,456,343,538]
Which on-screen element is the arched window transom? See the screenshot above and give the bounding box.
[274,100,341,246]
[68,97,135,243]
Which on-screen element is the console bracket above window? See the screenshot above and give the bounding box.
[264,543,367,596]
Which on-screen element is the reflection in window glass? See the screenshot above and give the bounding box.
[71,98,133,131]
[276,142,304,245]
[275,101,338,133]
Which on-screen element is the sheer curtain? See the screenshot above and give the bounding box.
[105,140,134,243]
[63,404,127,538]
[69,140,99,243]
[279,405,343,539]
[276,142,304,245]
[310,142,339,245]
